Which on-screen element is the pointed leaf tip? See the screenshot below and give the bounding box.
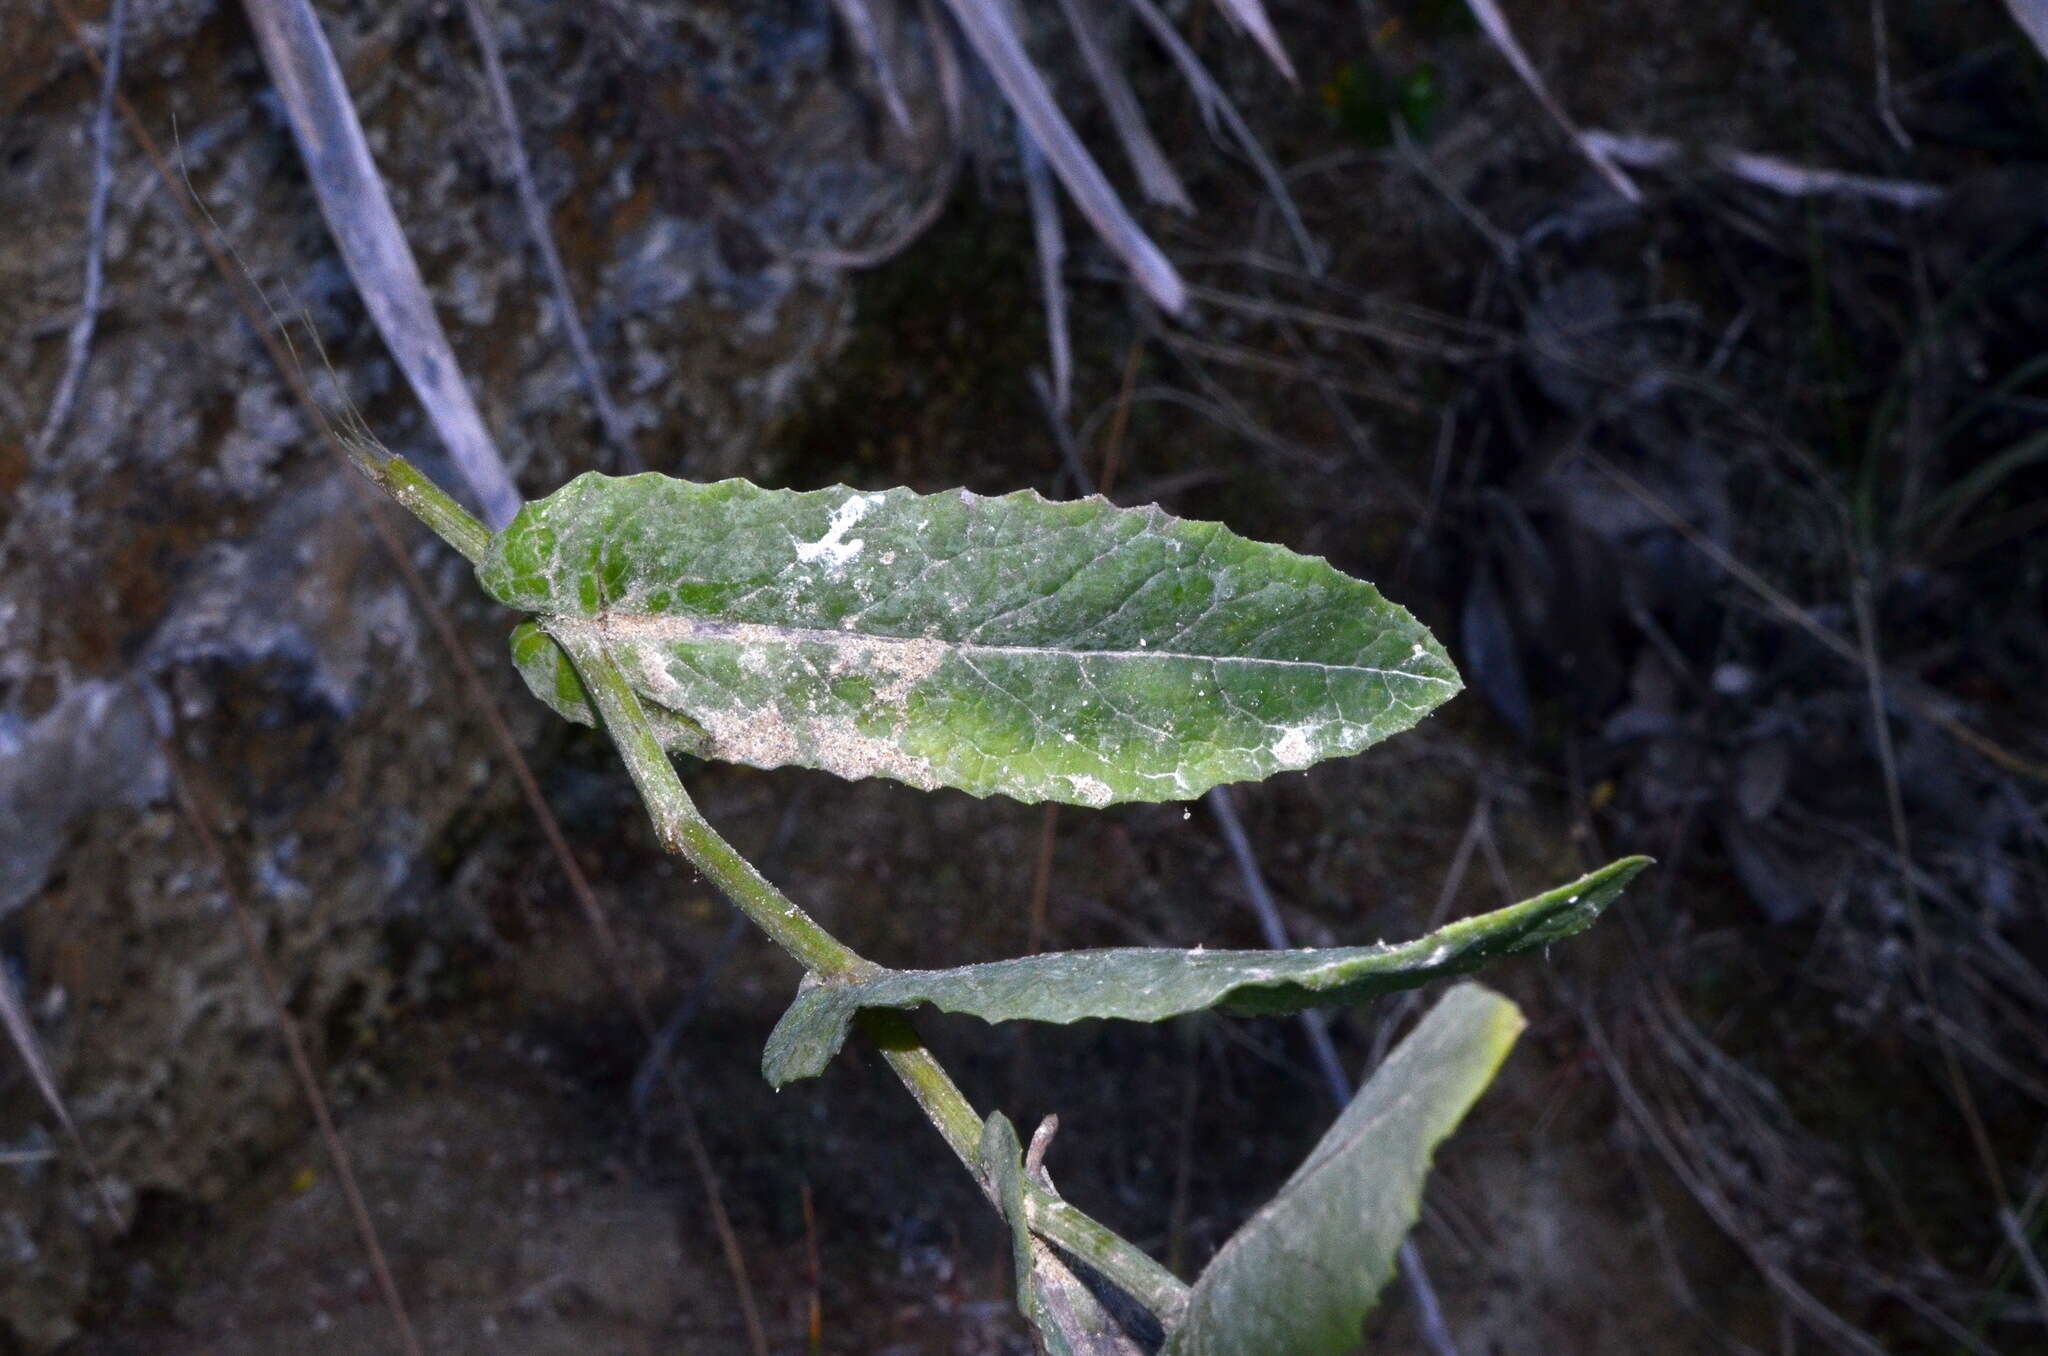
[1162,984,1524,1355]
[762,858,1646,1086]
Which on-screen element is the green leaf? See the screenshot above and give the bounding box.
[980,1115,1147,1356]
[763,857,1646,1086]
[1162,983,1523,1356]
[509,621,712,753]
[983,1113,1042,1316]
[479,473,1460,806]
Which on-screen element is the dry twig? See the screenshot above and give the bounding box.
[1460,0,1641,202]
[794,1,964,270]
[458,0,639,470]
[827,0,915,133]
[31,0,126,459]
[1208,0,1296,84]
[1054,0,1191,209]
[1580,130,1943,209]
[1870,0,1913,149]
[1124,0,1321,274]
[1581,1002,1889,1356]
[1160,330,1424,413]
[1,0,133,1238]
[2002,0,2048,64]
[1997,1206,2048,1328]
[1208,786,1463,1356]
[1020,127,1073,417]
[1849,568,2012,1221]
[0,966,123,1229]
[1579,447,2048,784]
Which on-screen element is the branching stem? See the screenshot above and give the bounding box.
[553,627,868,979]
[552,625,1190,1323]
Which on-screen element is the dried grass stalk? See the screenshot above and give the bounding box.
[1461,0,1642,203]
[938,0,1187,312]
[1020,127,1073,416]
[1054,0,1192,210]
[242,0,523,525]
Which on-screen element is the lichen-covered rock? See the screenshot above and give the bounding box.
[0,0,941,1344]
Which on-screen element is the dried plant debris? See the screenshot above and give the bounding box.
[243,0,522,525]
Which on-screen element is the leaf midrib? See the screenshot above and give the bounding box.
[548,613,1456,683]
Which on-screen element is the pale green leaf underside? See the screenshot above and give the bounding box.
[479,473,1460,806]
[1163,984,1523,1356]
[762,857,1646,1087]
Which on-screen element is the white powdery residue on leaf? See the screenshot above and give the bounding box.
[1272,724,1316,765]
[1065,773,1114,807]
[796,493,882,575]
[694,699,941,792]
[550,615,945,790]
[818,631,946,707]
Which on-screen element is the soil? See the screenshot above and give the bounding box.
[4,0,2045,1353]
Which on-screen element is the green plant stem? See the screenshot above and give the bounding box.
[1033,1183,1190,1322]
[857,1010,1189,1322]
[347,446,1189,1325]
[381,453,492,564]
[556,629,1189,1323]
[552,627,868,980]
[321,421,496,563]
